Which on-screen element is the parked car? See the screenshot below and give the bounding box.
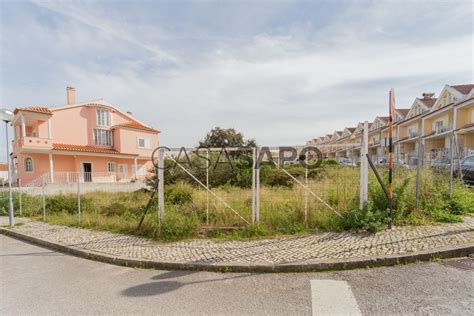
[377,157,406,166]
[338,158,356,166]
[431,157,451,170]
[456,156,474,185]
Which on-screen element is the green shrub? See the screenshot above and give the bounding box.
[160,210,199,241]
[268,210,305,234]
[101,202,139,217]
[430,209,462,223]
[165,182,194,205]
[340,203,388,233]
[445,188,474,215]
[232,223,270,239]
[45,194,98,215]
[260,167,293,188]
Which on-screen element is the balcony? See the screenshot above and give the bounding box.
[13,137,53,153]
[435,125,452,134]
[408,131,419,139]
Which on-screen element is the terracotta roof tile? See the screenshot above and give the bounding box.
[52,143,137,155]
[419,98,437,108]
[396,108,410,116]
[13,107,52,115]
[451,84,474,95]
[113,120,158,132]
[0,163,8,171]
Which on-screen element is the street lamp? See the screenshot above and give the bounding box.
[0,108,14,227]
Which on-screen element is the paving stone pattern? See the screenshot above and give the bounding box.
[3,218,474,265]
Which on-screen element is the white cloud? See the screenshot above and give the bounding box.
[0,0,472,158]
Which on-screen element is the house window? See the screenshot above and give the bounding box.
[96,109,111,126]
[93,129,113,146]
[137,137,151,149]
[24,157,33,172]
[107,162,116,172]
[434,120,444,132]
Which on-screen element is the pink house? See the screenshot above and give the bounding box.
[11,87,159,185]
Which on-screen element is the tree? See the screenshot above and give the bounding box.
[199,127,256,148]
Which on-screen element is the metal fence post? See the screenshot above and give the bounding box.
[19,179,22,216]
[251,147,256,224]
[415,137,421,209]
[256,147,260,222]
[304,151,308,224]
[359,121,369,209]
[449,134,454,193]
[158,148,165,222]
[42,178,46,220]
[206,149,210,225]
[77,175,81,225]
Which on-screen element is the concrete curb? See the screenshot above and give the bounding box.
[1,227,473,273]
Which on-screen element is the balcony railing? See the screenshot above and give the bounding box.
[24,171,144,188]
[435,125,452,134]
[408,131,419,139]
[13,136,53,152]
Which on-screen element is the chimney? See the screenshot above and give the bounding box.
[422,92,435,99]
[67,86,76,105]
[126,111,133,116]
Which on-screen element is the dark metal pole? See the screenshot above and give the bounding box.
[366,154,390,200]
[387,89,395,229]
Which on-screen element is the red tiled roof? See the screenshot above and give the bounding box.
[13,107,52,115]
[418,98,437,108]
[113,120,158,132]
[52,143,137,155]
[0,163,7,171]
[396,109,410,116]
[451,84,474,95]
[346,127,356,132]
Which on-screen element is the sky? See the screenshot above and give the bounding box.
[0,0,473,161]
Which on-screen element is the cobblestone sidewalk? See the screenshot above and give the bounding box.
[2,217,473,266]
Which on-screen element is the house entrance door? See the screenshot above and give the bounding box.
[83,163,92,182]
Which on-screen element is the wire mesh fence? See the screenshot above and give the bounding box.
[1,139,472,239]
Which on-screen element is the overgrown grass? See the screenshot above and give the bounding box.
[2,164,473,241]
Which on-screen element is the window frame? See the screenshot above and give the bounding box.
[24,156,34,173]
[137,137,151,149]
[93,128,114,146]
[96,108,111,127]
[107,161,116,173]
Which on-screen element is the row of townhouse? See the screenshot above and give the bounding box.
[9,87,159,186]
[307,84,474,166]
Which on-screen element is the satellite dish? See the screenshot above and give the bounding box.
[0,109,13,122]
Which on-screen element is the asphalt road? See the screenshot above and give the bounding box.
[1,235,473,315]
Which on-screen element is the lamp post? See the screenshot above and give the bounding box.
[0,108,14,227]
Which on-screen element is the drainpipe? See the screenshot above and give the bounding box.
[49,153,54,183]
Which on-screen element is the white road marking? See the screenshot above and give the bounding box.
[310,280,362,316]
